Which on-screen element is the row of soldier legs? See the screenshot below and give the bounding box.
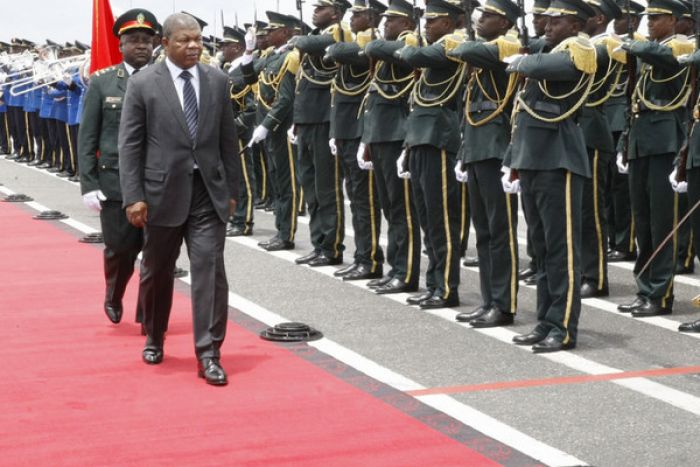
[0,107,79,178]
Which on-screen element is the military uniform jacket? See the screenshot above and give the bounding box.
[628,37,693,159]
[328,38,372,140]
[77,63,129,199]
[681,49,700,168]
[449,37,519,164]
[229,65,257,142]
[505,43,593,177]
[294,24,350,125]
[362,34,415,144]
[400,36,465,153]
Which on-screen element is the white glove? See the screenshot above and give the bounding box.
[670,168,688,193]
[616,152,629,174]
[397,149,410,179]
[82,190,106,212]
[249,125,269,146]
[245,28,256,51]
[356,143,373,170]
[454,161,468,183]
[329,138,338,157]
[62,72,72,86]
[287,124,297,144]
[500,167,520,194]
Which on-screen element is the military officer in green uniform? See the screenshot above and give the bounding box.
[577,0,623,298]
[448,0,522,326]
[78,9,160,325]
[362,0,423,297]
[605,0,644,263]
[617,0,693,317]
[506,0,597,352]
[243,12,302,251]
[326,0,387,281]
[396,0,465,308]
[227,26,258,238]
[292,0,352,267]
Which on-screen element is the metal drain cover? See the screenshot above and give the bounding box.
[79,232,104,243]
[33,210,68,220]
[260,322,323,342]
[3,194,33,202]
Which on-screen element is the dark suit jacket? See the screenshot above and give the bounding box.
[118,60,239,226]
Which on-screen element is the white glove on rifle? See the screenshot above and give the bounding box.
[397,149,410,179]
[245,27,256,52]
[287,125,297,145]
[82,190,106,212]
[329,138,338,157]
[454,161,468,183]
[616,152,629,174]
[249,125,269,147]
[501,167,520,194]
[356,143,373,170]
[669,168,688,193]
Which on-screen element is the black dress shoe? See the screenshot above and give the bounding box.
[37,162,52,168]
[295,250,320,265]
[254,199,268,209]
[308,253,342,267]
[15,156,30,163]
[512,330,547,346]
[419,294,459,309]
[343,264,382,281]
[518,267,536,280]
[522,275,537,286]
[56,171,74,178]
[631,301,672,317]
[104,301,123,324]
[264,238,294,251]
[407,290,434,305]
[142,336,164,364]
[470,307,514,328]
[679,319,700,333]
[226,225,251,237]
[334,262,358,277]
[675,263,695,275]
[198,358,228,385]
[581,282,609,298]
[617,296,647,313]
[607,250,636,262]
[5,153,18,160]
[532,336,575,353]
[27,159,42,166]
[375,278,418,294]
[48,167,62,173]
[367,275,393,288]
[455,305,489,322]
[462,256,479,267]
[257,236,277,248]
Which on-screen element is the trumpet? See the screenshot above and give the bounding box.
[8,53,90,96]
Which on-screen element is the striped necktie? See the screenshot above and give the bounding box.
[180,70,198,140]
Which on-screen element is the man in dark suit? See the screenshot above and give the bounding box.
[119,13,240,386]
[78,9,159,326]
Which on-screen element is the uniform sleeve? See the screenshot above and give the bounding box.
[448,41,504,70]
[399,42,452,69]
[509,52,583,81]
[241,59,258,85]
[220,78,240,201]
[262,67,296,131]
[76,79,102,195]
[117,78,147,207]
[295,34,336,56]
[327,42,368,67]
[628,40,681,72]
[365,39,405,64]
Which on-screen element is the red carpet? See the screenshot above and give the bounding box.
[0,202,523,465]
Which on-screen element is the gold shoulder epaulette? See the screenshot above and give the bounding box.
[598,34,627,64]
[490,29,522,61]
[399,30,419,47]
[284,49,301,75]
[553,33,597,74]
[666,34,695,58]
[324,23,352,42]
[356,29,375,48]
[443,33,464,62]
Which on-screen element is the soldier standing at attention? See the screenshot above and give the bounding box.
[243,12,302,252]
[396,0,465,308]
[449,0,522,326]
[292,0,352,267]
[617,0,693,317]
[363,0,423,297]
[78,9,159,326]
[326,0,387,281]
[506,0,597,352]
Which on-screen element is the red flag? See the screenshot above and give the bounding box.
[89,0,121,74]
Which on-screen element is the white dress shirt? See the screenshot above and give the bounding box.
[123,62,148,76]
[164,57,200,110]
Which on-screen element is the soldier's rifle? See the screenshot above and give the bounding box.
[621,0,636,165]
[463,0,476,41]
[508,0,530,183]
[676,0,700,182]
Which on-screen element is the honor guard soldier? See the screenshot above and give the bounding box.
[362,0,422,296]
[292,0,352,267]
[242,12,302,251]
[78,8,160,325]
[396,0,466,308]
[606,0,644,263]
[226,26,258,238]
[532,0,552,39]
[326,0,387,281]
[505,0,598,352]
[577,0,623,298]
[616,0,694,317]
[448,0,522,326]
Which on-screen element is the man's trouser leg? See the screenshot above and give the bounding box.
[266,129,299,243]
[581,149,609,291]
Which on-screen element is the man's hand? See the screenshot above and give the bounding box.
[669,168,688,193]
[356,143,373,170]
[82,190,106,212]
[229,199,237,217]
[126,201,148,228]
[287,124,297,144]
[249,125,269,147]
[454,161,468,183]
[245,28,256,52]
[397,149,410,179]
[329,138,338,157]
[501,167,520,194]
[616,152,629,174]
